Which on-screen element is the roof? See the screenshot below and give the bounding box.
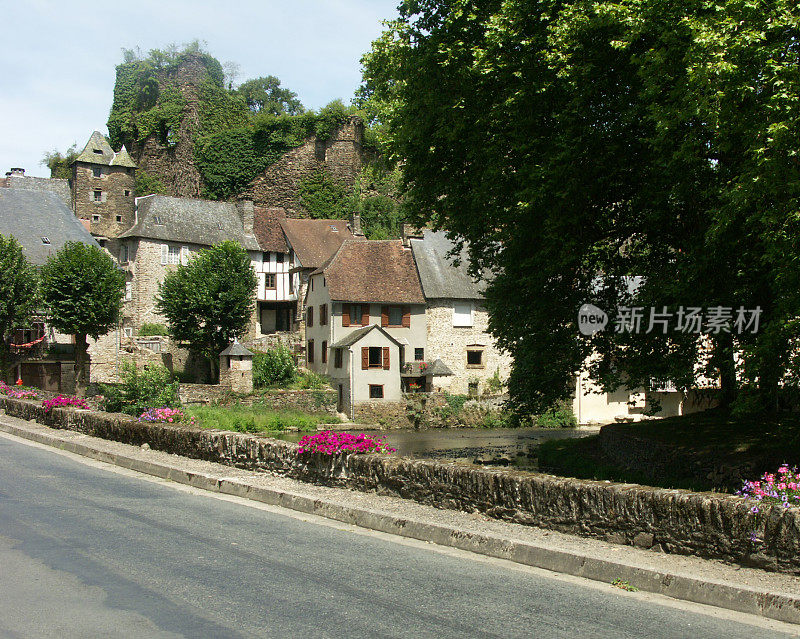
[253,207,289,253]
[410,230,486,300]
[74,131,137,168]
[0,189,100,264]
[330,324,402,349]
[428,359,454,376]
[119,195,260,250]
[319,240,425,305]
[280,218,354,269]
[220,341,254,357]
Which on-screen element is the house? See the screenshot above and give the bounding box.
[0,188,102,390]
[279,216,355,330]
[410,230,512,396]
[304,239,426,414]
[117,195,261,337]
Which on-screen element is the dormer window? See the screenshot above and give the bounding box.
[41,237,50,245]
[93,149,103,155]
[153,216,164,225]
[330,225,338,232]
[217,222,223,230]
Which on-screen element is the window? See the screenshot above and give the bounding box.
[92,167,102,178]
[307,340,315,363]
[124,190,131,197]
[321,341,327,363]
[289,274,295,294]
[265,273,276,289]
[120,244,129,264]
[467,348,484,368]
[468,381,479,397]
[334,348,342,368]
[369,385,384,399]
[125,281,132,301]
[389,306,402,326]
[92,149,103,155]
[330,225,338,232]
[92,213,101,222]
[153,215,164,225]
[415,348,424,361]
[310,278,314,291]
[41,237,50,245]
[116,215,122,223]
[368,346,384,368]
[123,327,133,338]
[161,244,179,265]
[453,301,474,327]
[180,246,189,266]
[93,190,102,202]
[306,306,313,327]
[344,303,367,327]
[382,305,410,328]
[320,304,328,325]
[276,253,283,264]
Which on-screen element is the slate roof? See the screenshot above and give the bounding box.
[220,341,254,357]
[330,325,402,349]
[280,218,354,269]
[410,230,486,300]
[73,131,137,168]
[0,189,100,264]
[428,359,454,376]
[253,207,289,253]
[318,240,425,305]
[119,195,260,250]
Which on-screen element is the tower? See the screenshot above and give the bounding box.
[70,131,137,248]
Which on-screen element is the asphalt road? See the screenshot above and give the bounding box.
[0,435,795,639]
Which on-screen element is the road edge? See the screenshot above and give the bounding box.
[1,418,798,626]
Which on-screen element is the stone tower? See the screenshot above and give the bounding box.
[70,131,136,248]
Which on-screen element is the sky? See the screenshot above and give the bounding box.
[0,0,400,177]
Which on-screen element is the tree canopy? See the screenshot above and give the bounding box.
[0,235,39,382]
[360,0,800,415]
[156,241,257,381]
[40,241,125,396]
[237,76,304,115]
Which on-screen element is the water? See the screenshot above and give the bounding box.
[273,426,598,466]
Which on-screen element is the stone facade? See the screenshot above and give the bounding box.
[425,300,512,395]
[4,394,798,575]
[177,384,337,414]
[71,161,136,250]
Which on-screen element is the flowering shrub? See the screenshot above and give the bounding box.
[0,381,39,399]
[738,464,800,511]
[42,395,89,412]
[139,407,195,426]
[297,431,396,456]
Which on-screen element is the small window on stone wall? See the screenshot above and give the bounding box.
[124,190,131,197]
[466,348,484,368]
[116,215,122,223]
[92,167,102,178]
[93,190,102,202]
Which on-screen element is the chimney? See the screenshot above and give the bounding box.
[349,212,364,237]
[9,168,25,177]
[401,223,424,247]
[236,200,255,234]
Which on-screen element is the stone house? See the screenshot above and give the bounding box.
[0,188,102,391]
[304,240,426,414]
[409,230,513,396]
[116,194,261,341]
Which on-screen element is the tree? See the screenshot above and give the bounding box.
[360,0,800,415]
[237,76,304,115]
[156,241,257,381]
[0,235,39,383]
[41,144,79,180]
[40,242,125,397]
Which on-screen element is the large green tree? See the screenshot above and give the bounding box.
[40,242,125,397]
[156,241,257,381]
[0,235,39,382]
[237,76,304,115]
[360,0,800,415]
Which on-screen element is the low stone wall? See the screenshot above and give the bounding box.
[354,393,508,429]
[178,383,231,405]
[2,395,798,574]
[178,384,337,414]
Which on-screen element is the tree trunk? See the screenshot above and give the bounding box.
[74,333,89,398]
[714,333,737,409]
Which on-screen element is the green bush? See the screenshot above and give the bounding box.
[252,345,296,388]
[100,360,179,416]
[297,370,328,390]
[139,322,169,336]
[535,400,578,429]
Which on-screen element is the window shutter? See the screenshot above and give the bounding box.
[361,347,369,370]
[361,305,370,326]
[161,244,168,265]
[381,306,389,327]
[342,304,350,327]
[382,347,390,370]
[402,306,411,328]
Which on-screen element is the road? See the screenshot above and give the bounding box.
[0,433,795,639]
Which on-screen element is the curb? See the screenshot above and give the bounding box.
[1,419,799,626]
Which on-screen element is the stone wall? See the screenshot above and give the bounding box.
[2,394,798,574]
[71,162,136,245]
[178,384,337,414]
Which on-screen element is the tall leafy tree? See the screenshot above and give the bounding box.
[40,242,125,397]
[156,241,257,381]
[360,0,800,415]
[0,235,39,382]
[237,76,304,115]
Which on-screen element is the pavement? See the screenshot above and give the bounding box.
[0,410,799,631]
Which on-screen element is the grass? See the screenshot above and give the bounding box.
[186,404,340,434]
[537,409,800,492]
